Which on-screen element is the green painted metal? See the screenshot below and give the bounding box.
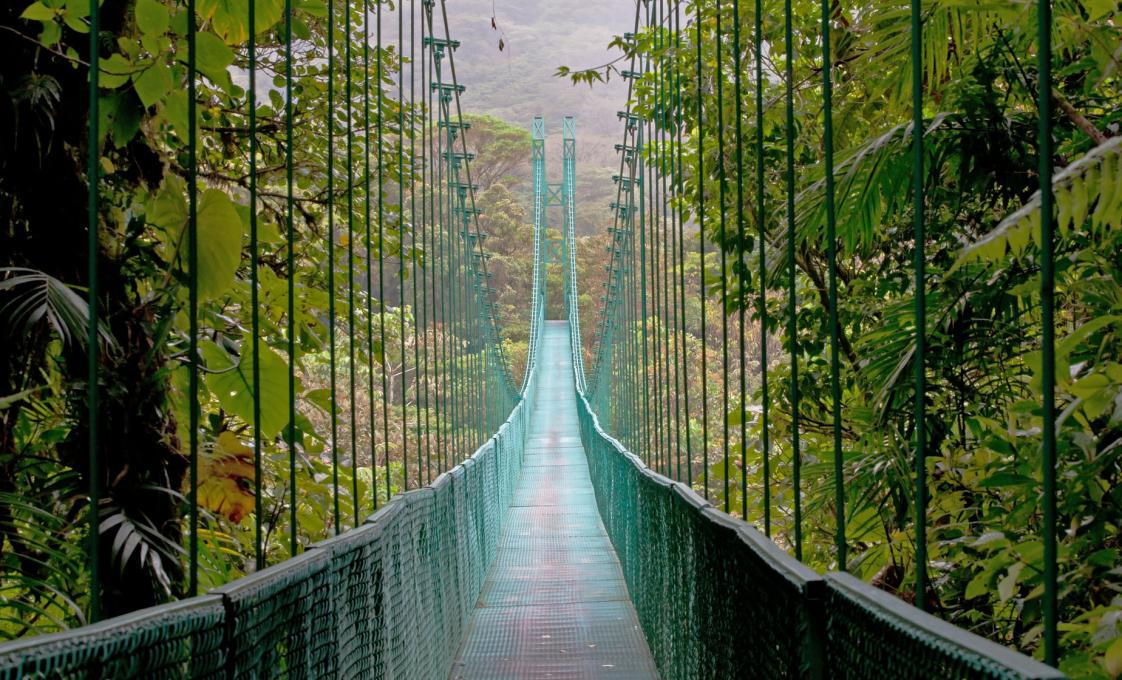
[910,0,929,609]
[249,0,265,568]
[187,0,200,596]
[754,0,770,536]
[1037,0,1058,664]
[84,0,101,624]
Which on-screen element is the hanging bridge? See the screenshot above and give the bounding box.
[0,0,1079,676]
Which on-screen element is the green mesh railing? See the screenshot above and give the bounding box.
[573,394,1067,679]
[0,408,529,679]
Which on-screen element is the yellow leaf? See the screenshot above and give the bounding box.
[196,431,256,524]
[1104,636,1122,679]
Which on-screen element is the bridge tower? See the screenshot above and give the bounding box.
[561,117,585,389]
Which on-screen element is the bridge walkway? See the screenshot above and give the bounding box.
[450,321,658,679]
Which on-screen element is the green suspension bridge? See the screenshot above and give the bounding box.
[0,0,1079,676]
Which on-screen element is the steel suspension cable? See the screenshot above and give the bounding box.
[419,0,433,483]
[284,0,299,558]
[696,0,710,501]
[249,0,265,566]
[364,0,378,511]
[398,0,409,490]
[377,0,391,500]
[674,1,692,489]
[732,0,747,520]
[1038,0,1057,661]
[188,0,200,587]
[715,0,731,513]
[326,0,340,536]
[410,0,424,486]
[783,0,802,560]
[754,0,770,537]
[658,0,673,479]
[910,0,927,608]
[346,0,359,527]
[86,0,101,622]
[822,0,844,567]
[645,10,662,470]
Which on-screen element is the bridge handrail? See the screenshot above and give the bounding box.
[571,383,1067,678]
[0,350,540,678]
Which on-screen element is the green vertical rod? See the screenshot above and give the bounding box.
[910,0,927,606]
[419,1,432,484]
[755,0,770,537]
[695,0,709,500]
[660,0,678,481]
[432,44,447,475]
[187,0,200,593]
[326,0,340,536]
[365,0,378,511]
[284,0,298,557]
[398,0,409,491]
[651,1,664,474]
[250,0,266,564]
[410,0,424,483]
[822,0,844,568]
[732,0,747,520]
[436,67,449,475]
[647,112,662,471]
[638,115,651,465]
[377,0,391,500]
[86,0,101,621]
[347,0,359,528]
[657,0,672,478]
[1037,0,1057,663]
[674,1,692,490]
[644,8,662,472]
[784,0,801,560]
[715,0,731,513]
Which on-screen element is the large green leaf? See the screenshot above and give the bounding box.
[193,31,234,85]
[197,0,285,45]
[134,0,169,35]
[207,342,296,439]
[132,62,172,108]
[196,189,243,300]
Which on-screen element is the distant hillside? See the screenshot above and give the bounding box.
[444,0,636,234]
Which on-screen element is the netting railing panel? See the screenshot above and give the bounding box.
[0,393,530,680]
[823,573,1063,680]
[0,596,226,680]
[577,396,821,679]
[216,550,336,679]
[576,381,1063,680]
[314,522,388,679]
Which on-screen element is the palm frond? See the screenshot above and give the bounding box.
[0,268,117,352]
[954,136,1122,269]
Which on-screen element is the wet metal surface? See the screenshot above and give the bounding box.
[450,322,658,679]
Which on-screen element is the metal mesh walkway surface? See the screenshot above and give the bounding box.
[450,322,658,680]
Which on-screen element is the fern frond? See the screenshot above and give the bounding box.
[954,136,1122,270]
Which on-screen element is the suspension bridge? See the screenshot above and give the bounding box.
[0,0,1085,675]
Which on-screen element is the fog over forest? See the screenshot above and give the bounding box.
[444,0,636,234]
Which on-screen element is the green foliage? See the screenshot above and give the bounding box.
[2,0,509,640]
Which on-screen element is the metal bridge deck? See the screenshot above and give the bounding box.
[450,322,658,679]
